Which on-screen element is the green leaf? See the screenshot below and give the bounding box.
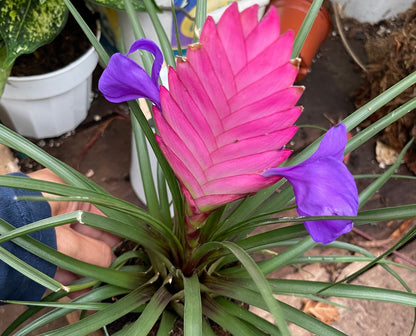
[0,218,145,290]
[0,243,64,294]
[156,311,177,336]
[118,286,172,336]
[89,0,147,11]
[0,124,106,192]
[198,241,291,335]
[0,0,68,93]
[6,286,128,336]
[183,273,202,336]
[0,39,12,95]
[131,117,162,220]
[346,97,416,155]
[216,297,281,336]
[1,300,109,310]
[194,0,207,41]
[0,174,181,251]
[0,0,68,66]
[327,224,416,290]
[38,285,155,336]
[291,255,415,270]
[221,237,316,277]
[203,296,266,336]
[267,279,416,307]
[63,0,110,65]
[0,209,166,258]
[141,0,175,67]
[127,101,184,231]
[291,0,324,58]
[206,278,347,336]
[358,138,414,207]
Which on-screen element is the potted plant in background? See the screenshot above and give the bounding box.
[0,0,100,139]
[0,0,416,335]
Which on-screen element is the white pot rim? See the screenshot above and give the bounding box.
[7,46,97,83]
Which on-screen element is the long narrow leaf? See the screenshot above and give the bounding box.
[63,0,110,65]
[205,278,346,336]
[118,286,172,336]
[38,285,154,336]
[127,100,184,228]
[141,0,175,67]
[0,220,144,290]
[1,290,69,336]
[1,300,109,310]
[221,237,316,277]
[359,138,414,207]
[291,255,415,270]
[203,296,266,336]
[0,244,65,294]
[326,224,416,289]
[156,164,172,224]
[0,175,180,248]
[122,0,183,224]
[216,297,281,336]
[0,125,138,227]
[0,125,100,190]
[183,273,202,336]
[291,0,324,58]
[194,0,207,41]
[156,311,177,336]
[123,3,170,222]
[197,241,291,335]
[7,286,128,336]
[266,279,416,306]
[131,117,162,219]
[0,208,165,256]
[346,97,416,154]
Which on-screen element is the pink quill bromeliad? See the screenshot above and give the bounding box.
[99,3,358,244]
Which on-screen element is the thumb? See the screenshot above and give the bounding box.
[55,225,114,268]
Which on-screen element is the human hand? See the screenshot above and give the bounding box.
[28,169,122,290]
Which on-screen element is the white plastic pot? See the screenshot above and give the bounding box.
[0,31,100,139]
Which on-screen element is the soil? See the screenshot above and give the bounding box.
[351,3,416,174]
[1,1,416,335]
[10,0,98,77]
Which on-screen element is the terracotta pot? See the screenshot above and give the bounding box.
[269,0,331,81]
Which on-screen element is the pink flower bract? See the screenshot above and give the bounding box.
[153,3,303,212]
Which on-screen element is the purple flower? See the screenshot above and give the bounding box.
[98,39,163,108]
[263,124,358,244]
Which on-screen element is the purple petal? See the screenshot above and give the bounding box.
[263,124,358,244]
[98,39,162,108]
[127,39,163,86]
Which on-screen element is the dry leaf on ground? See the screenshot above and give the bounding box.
[302,300,340,325]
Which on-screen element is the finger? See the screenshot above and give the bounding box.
[55,226,113,268]
[54,268,80,285]
[70,222,123,247]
